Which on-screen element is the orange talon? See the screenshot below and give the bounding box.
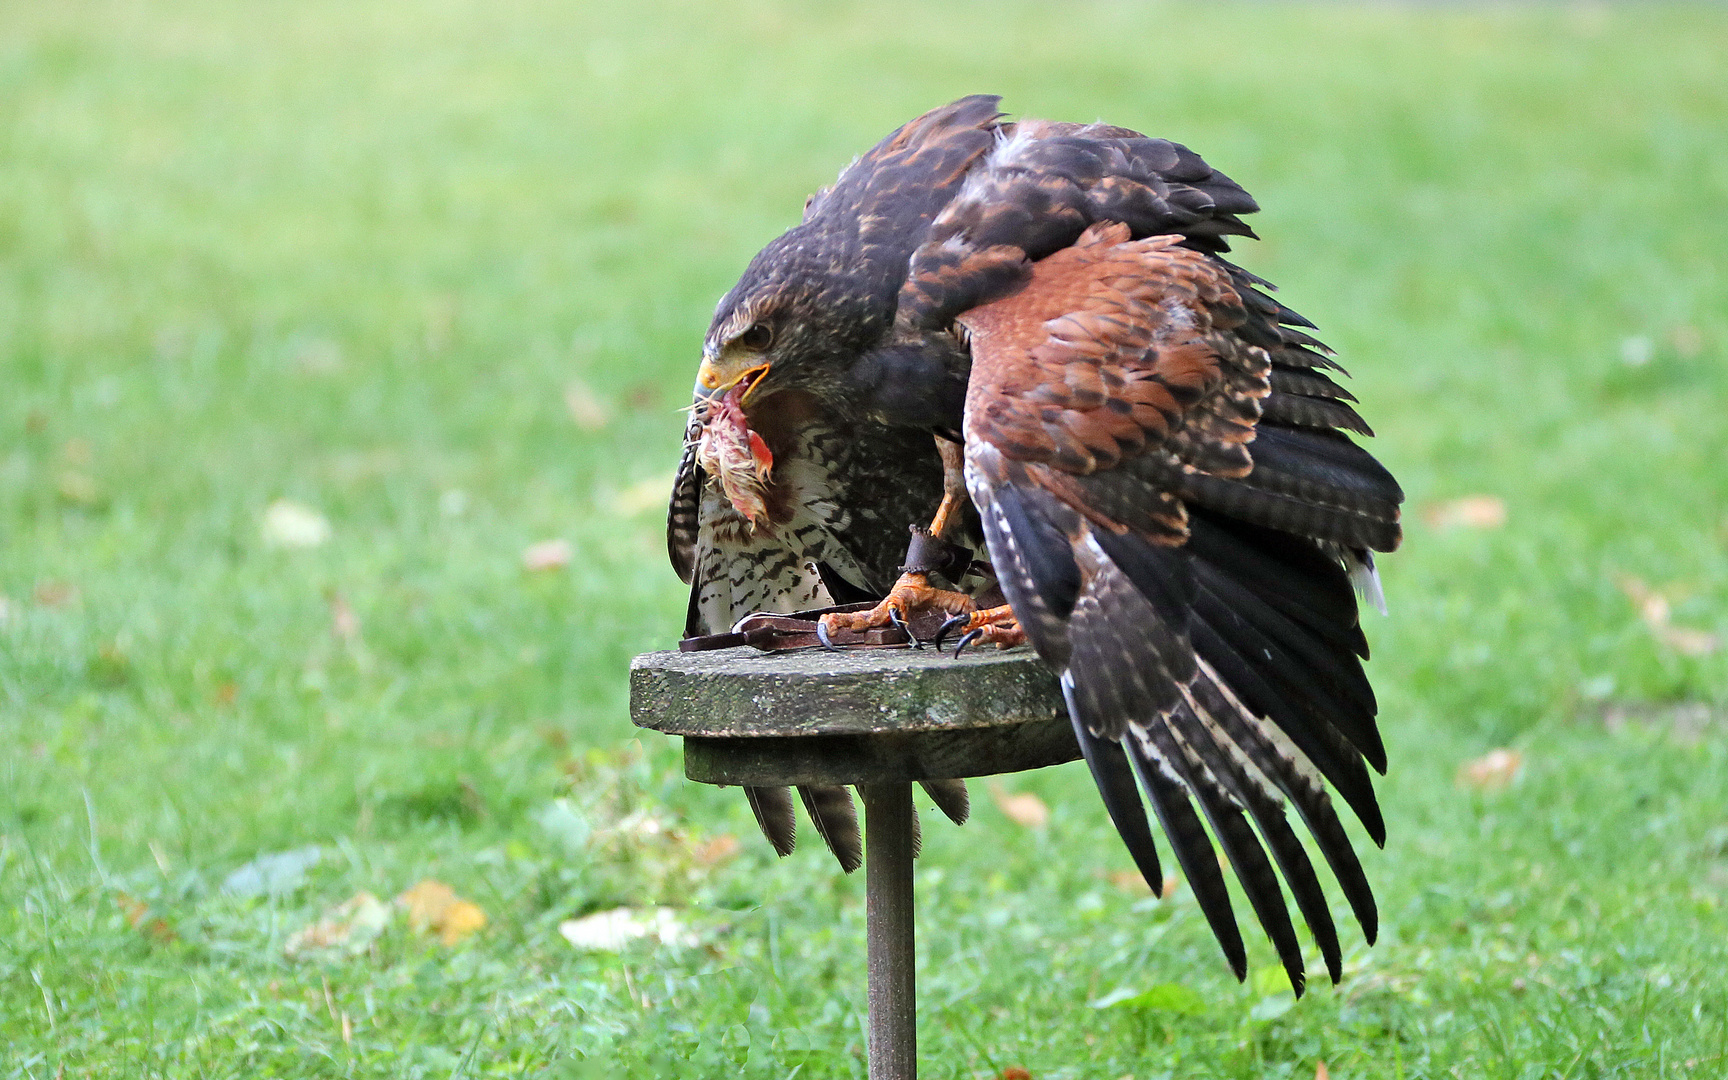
[817,571,978,647]
[934,604,1024,653]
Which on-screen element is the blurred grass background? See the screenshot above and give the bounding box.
[2,0,1726,1076]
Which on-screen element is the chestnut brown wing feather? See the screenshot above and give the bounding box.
[959,224,1267,489]
[960,224,1397,991]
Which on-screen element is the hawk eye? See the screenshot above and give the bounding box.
[736,323,773,352]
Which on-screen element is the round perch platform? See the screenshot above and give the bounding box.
[629,645,1075,1080]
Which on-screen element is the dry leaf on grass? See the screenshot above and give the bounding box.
[57,470,102,506]
[115,893,176,943]
[691,834,742,867]
[1000,1069,1033,1080]
[564,379,611,431]
[1104,869,1181,898]
[262,499,332,548]
[1458,748,1522,792]
[1106,870,1152,896]
[1421,495,1506,531]
[291,337,343,374]
[1660,626,1722,657]
[559,906,698,951]
[395,880,486,945]
[1671,325,1703,358]
[284,892,391,960]
[33,581,77,608]
[522,538,573,572]
[1617,575,1720,657]
[325,590,361,642]
[989,781,1049,829]
[609,474,676,518]
[1316,1063,1331,1080]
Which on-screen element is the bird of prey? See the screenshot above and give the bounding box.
[668,95,1402,992]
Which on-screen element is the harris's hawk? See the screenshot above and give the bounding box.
[667,95,1402,991]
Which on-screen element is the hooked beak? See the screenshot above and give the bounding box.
[695,359,771,405]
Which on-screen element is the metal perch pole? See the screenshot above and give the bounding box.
[863,782,917,1080]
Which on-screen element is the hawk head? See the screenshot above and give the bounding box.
[690,224,899,528]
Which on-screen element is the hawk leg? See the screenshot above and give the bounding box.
[818,437,1000,649]
[815,475,981,647]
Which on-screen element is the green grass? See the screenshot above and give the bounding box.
[3,0,1727,1075]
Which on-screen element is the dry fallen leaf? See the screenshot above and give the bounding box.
[1316,1063,1331,1080]
[989,781,1050,829]
[115,892,176,943]
[610,473,676,518]
[326,590,361,642]
[1661,626,1722,657]
[564,378,611,431]
[1618,575,1721,657]
[1672,325,1703,358]
[57,470,101,506]
[33,581,77,608]
[1618,575,1669,627]
[262,499,332,548]
[292,336,343,374]
[559,906,698,951]
[396,879,486,945]
[522,538,573,572]
[1000,1069,1033,1080]
[691,834,742,868]
[285,892,391,960]
[1106,869,1153,896]
[1422,495,1506,531]
[1458,748,1523,792]
[438,900,487,945]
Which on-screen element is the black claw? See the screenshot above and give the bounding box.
[933,613,971,653]
[815,619,839,651]
[953,628,985,658]
[888,606,921,649]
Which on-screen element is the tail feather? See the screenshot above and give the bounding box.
[919,778,971,825]
[745,786,797,858]
[798,785,863,874]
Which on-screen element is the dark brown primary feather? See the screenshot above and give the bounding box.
[960,222,1400,991]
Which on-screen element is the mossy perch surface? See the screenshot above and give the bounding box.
[628,646,1076,786]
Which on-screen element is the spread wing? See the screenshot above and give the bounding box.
[958,223,1403,992]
